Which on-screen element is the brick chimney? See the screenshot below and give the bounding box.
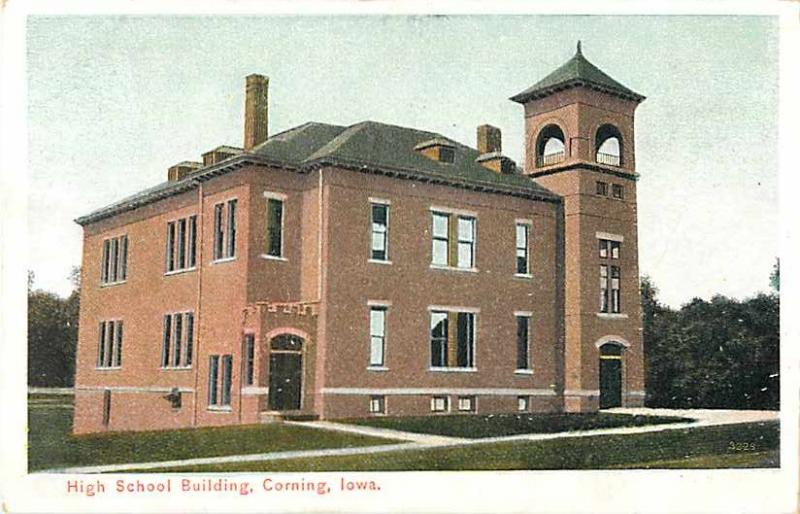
[244,74,269,151]
[477,124,501,154]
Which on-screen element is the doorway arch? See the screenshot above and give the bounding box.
[268,334,304,411]
[598,342,624,409]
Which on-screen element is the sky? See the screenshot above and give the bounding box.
[26,15,778,307]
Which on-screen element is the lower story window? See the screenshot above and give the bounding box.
[369,395,385,414]
[208,354,233,408]
[97,320,123,369]
[518,395,530,412]
[457,396,476,412]
[431,395,449,412]
[430,310,475,369]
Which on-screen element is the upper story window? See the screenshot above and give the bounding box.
[208,354,233,409]
[264,193,285,259]
[213,199,237,261]
[370,201,390,262]
[97,319,123,369]
[598,233,623,314]
[599,239,620,259]
[515,222,531,275]
[100,235,128,285]
[612,184,624,199]
[430,309,476,370]
[431,211,476,270]
[595,124,623,167]
[535,124,566,167]
[161,311,194,369]
[369,305,387,367]
[165,215,197,273]
[596,181,609,196]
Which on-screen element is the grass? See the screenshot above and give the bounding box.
[28,403,397,472]
[345,412,690,439]
[162,421,779,472]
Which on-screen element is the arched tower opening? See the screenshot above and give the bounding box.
[595,124,623,166]
[535,124,566,167]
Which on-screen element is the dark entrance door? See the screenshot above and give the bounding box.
[599,343,623,409]
[268,353,302,410]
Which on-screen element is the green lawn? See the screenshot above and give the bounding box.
[345,412,690,439]
[28,403,396,472]
[162,421,779,472]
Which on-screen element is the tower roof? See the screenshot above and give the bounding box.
[510,42,645,104]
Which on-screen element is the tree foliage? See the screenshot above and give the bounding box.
[642,275,779,410]
[27,268,80,387]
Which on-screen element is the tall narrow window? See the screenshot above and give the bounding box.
[457,216,476,268]
[213,200,237,261]
[206,354,233,408]
[243,334,255,386]
[118,236,128,281]
[161,315,171,368]
[187,215,197,268]
[516,223,530,275]
[101,235,128,284]
[370,203,389,261]
[96,320,123,368]
[102,390,112,427]
[208,355,219,406]
[213,203,224,260]
[166,216,197,273]
[101,240,110,283]
[185,313,194,366]
[369,306,387,367]
[599,239,609,259]
[430,310,475,369]
[177,218,187,269]
[172,313,183,367]
[516,315,530,371]
[456,312,474,367]
[97,321,106,368]
[431,212,449,266]
[161,312,194,368]
[226,199,237,258]
[113,321,123,368]
[430,311,448,368]
[109,238,118,283]
[611,266,621,313]
[599,237,623,314]
[266,198,284,257]
[221,355,233,406]
[600,265,609,313]
[166,222,176,272]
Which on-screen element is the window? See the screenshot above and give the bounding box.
[100,235,128,284]
[610,241,620,259]
[612,184,624,199]
[102,390,111,427]
[599,237,623,314]
[430,310,475,369]
[96,320,123,368]
[518,395,530,412]
[213,199,237,261]
[243,334,255,386]
[431,211,476,269]
[596,181,609,196]
[610,266,621,313]
[457,396,475,412]
[516,223,530,275]
[266,197,284,258]
[208,354,233,408]
[369,395,385,414]
[161,312,194,368]
[516,315,530,370]
[600,265,609,313]
[370,203,389,261]
[369,306,387,367]
[431,396,449,412]
[439,146,455,163]
[599,239,620,259]
[166,215,197,273]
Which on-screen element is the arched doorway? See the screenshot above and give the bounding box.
[268,334,303,411]
[599,342,624,408]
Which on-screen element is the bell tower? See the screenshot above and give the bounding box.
[511,43,646,412]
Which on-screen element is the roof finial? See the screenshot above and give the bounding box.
[576,40,582,56]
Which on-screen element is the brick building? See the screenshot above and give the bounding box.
[73,44,646,434]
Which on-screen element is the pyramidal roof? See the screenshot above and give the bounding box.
[510,42,644,104]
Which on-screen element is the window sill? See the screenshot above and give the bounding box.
[514,273,533,279]
[428,367,477,373]
[429,264,478,273]
[260,254,287,262]
[211,256,237,265]
[207,406,232,413]
[99,280,126,288]
[596,312,629,319]
[160,366,193,371]
[95,366,121,371]
[367,366,389,372]
[369,412,387,416]
[368,259,392,265]
[164,267,196,277]
[514,369,534,375]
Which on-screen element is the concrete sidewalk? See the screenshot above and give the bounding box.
[42,408,778,473]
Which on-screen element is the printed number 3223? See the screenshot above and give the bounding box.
[728,441,757,451]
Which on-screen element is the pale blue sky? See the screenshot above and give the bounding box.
[27,15,778,307]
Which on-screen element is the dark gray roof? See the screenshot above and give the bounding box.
[76,121,558,225]
[511,42,644,104]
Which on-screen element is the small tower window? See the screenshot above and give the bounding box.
[535,125,566,167]
[595,124,623,166]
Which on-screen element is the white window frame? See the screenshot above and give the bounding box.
[515,220,532,277]
[369,200,391,263]
[165,215,198,275]
[457,395,476,412]
[208,354,233,410]
[212,197,238,263]
[262,191,287,261]
[96,319,123,370]
[517,395,530,412]
[429,206,479,272]
[368,304,388,369]
[431,395,450,413]
[100,234,128,285]
[514,311,533,373]
[428,306,478,372]
[369,395,386,415]
[160,311,194,369]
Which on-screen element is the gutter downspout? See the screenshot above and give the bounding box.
[191,180,204,427]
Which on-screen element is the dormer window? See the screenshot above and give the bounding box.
[414,138,456,164]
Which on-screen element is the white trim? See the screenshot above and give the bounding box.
[368,259,392,265]
[211,256,236,264]
[367,300,392,307]
[564,389,600,397]
[626,391,646,397]
[428,367,477,373]
[99,280,127,288]
[368,197,391,205]
[429,264,479,273]
[94,366,122,371]
[164,267,197,277]
[596,231,624,242]
[427,305,480,313]
[75,386,195,394]
[514,369,534,375]
[429,205,477,217]
[321,387,557,396]
[159,366,193,371]
[366,366,390,372]
[207,406,233,413]
[594,335,632,349]
[513,273,533,279]
[263,191,288,201]
[514,310,533,317]
[260,254,288,262]
[514,218,533,226]
[596,312,629,319]
[242,386,268,395]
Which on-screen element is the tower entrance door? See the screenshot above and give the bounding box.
[599,343,623,409]
[267,334,303,411]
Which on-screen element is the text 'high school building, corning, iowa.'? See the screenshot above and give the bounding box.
[73,43,646,433]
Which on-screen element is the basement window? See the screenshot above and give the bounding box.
[369,396,386,415]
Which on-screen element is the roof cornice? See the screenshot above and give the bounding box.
[510,79,646,105]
